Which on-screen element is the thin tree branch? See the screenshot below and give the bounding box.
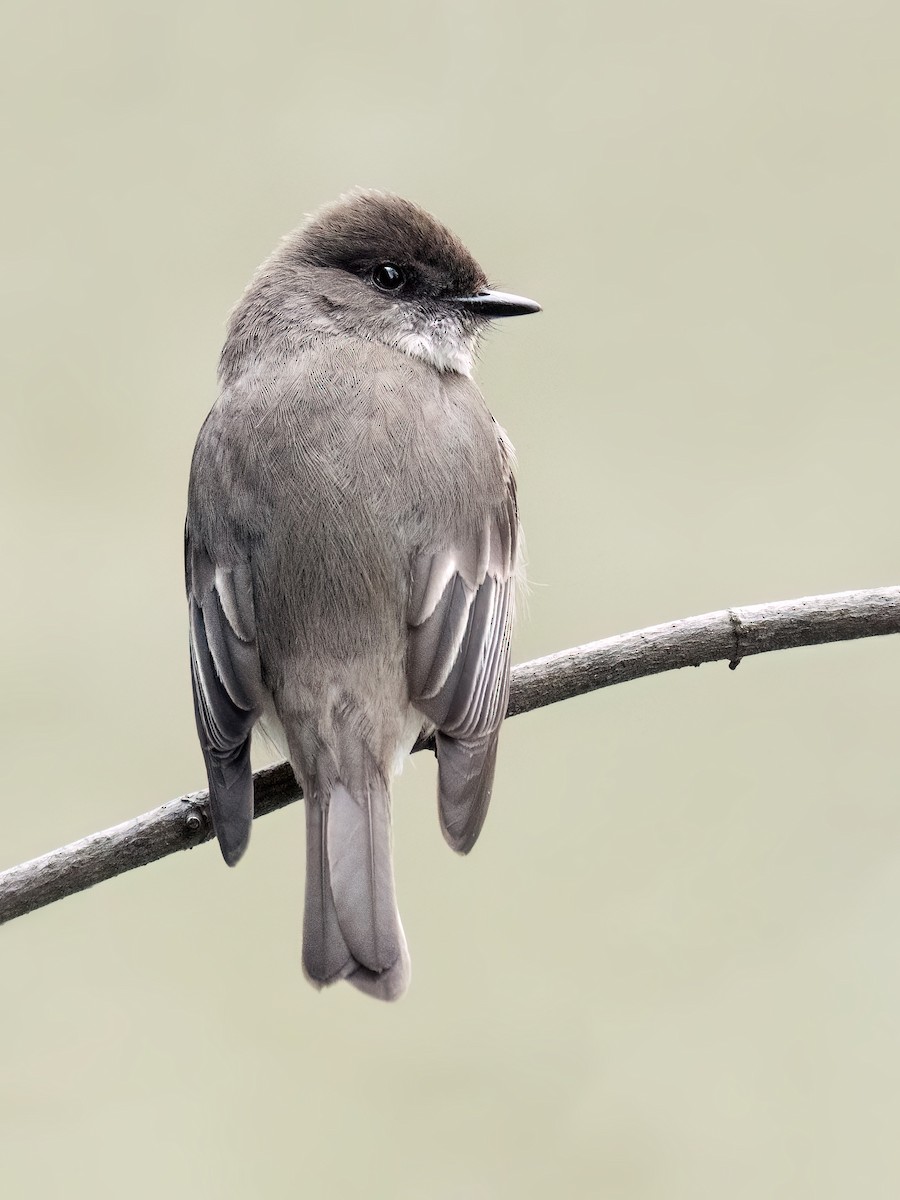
[2,586,897,925]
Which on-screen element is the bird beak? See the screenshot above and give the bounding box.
[451,289,542,318]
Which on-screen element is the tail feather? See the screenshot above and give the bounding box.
[327,781,403,972]
[345,944,410,1002]
[301,772,410,1002]
[302,798,355,987]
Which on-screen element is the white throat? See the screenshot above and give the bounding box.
[391,313,477,376]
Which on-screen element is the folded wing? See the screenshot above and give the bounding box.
[186,535,263,865]
[407,479,518,853]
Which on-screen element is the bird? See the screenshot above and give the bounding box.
[185,189,539,1000]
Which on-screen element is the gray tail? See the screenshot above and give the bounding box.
[302,768,409,1002]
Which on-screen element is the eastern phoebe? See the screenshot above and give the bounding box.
[186,190,539,999]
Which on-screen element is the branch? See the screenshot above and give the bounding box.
[2,586,897,925]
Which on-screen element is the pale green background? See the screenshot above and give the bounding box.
[2,2,899,1197]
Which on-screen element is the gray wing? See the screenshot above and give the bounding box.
[186,531,263,866]
[407,478,518,854]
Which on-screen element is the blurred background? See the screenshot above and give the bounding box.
[2,1,900,1196]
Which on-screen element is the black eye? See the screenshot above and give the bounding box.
[371,263,405,292]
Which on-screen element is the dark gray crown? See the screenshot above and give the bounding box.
[295,190,488,300]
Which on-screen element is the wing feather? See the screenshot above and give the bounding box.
[186,536,263,866]
[407,478,518,853]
